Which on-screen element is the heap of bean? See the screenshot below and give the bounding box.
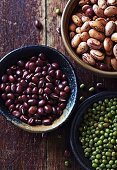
[79,98,117,170]
[0,53,70,126]
[69,0,117,71]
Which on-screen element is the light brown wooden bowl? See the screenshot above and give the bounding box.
[61,0,117,78]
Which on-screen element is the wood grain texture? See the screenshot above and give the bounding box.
[1,0,117,170]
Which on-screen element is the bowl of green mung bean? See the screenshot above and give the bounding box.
[70,92,117,170]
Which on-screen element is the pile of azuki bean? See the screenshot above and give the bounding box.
[69,0,117,71]
[0,53,70,126]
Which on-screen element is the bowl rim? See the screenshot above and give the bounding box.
[0,45,79,133]
[61,0,117,78]
[70,91,117,170]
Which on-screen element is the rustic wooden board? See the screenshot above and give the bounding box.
[1,0,117,170]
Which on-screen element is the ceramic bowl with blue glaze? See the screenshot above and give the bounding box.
[0,45,79,133]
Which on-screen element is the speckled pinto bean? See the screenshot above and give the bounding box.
[69,0,117,71]
[0,53,70,126]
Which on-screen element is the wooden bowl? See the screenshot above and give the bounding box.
[0,45,78,133]
[61,0,117,78]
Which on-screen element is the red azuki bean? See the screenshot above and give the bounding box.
[38,107,44,115]
[7,93,14,100]
[39,53,46,61]
[38,80,45,88]
[35,119,42,125]
[21,95,27,102]
[26,87,32,94]
[50,93,59,100]
[28,62,36,72]
[20,115,28,123]
[11,84,16,93]
[17,60,24,67]
[52,63,59,70]
[59,103,66,109]
[5,86,11,93]
[38,100,46,107]
[30,56,37,62]
[56,107,62,115]
[28,118,34,125]
[9,104,15,112]
[60,91,67,98]
[43,93,49,100]
[16,85,23,93]
[45,83,53,89]
[12,110,21,118]
[42,71,47,76]
[28,99,37,105]
[20,79,28,87]
[62,74,67,80]
[36,58,45,66]
[16,70,23,77]
[32,94,38,99]
[1,74,8,82]
[48,99,54,105]
[59,98,66,102]
[32,87,38,94]
[22,71,28,78]
[29,82,36,88]
[28,106,37,115]
[8,75,15,83]
[48,70,55,77]
[46,75,53,82]
[0,83,5,91]
[1,93,7,100]
[42,119,52,125]
[26,74,33,82]
[35,67,42,73]
[58,84,64,90]
[23,102,29,110]
[32,76,39,84]
[62,81,68,86]
[52,107,57,115]
[44,87,52,94]
[18,96,23,102]
[44,105,52,114]
[43,66,48,71]
[7,68,12,75]
[54,87,60,95]
[64,86,70,93]
[56,70,62,79]
[38,88,44,95]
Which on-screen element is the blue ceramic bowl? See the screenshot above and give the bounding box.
[70,91,117,170]
[0,45,78,133]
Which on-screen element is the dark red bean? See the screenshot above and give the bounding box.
[35,67,42,73]
[35,119,42,125]
[44,87,52,94]
[42,71,47,76]
[99,63,108,71]
[38,99,46,107]
[32,76,39,84]
[9,104,15,112]
[16,104,20,109]
[56,107,62,115]
[22,71,28,78]
[28,106,37,115]
[38,88,44,95]
[26,87,32,94]
[48,100,54,105]
[50,93,59,100]
[17,60,24,67]
[16,85,23,93]
[38,80,45,88]
[22,95,27,102]
[0,83,6,91]
[28,62,36,72]
[25,61,30,69]
[85,8,94,18]
[29,82,36,88]
[1,74,8,82]
[11,65,16,71]
[18,96,23,102]
[55,80,60,85]
[23,102,29,110]
[12,110,21,118]
[32,94,38,99]
[28,118,34,125]
[28,99,37,105]
[52,63,59,70]
[26,74,33,82]
[59,98,66,102]
[47,65,52,71]
[7,68,12,75]
[30,56,37,62]
[1,93,7,100]
[32,87,38,94]
[16,70,23,77]
[46,75,53,82]
[36,58,45,66]
[48,70,55,77]
[43,93,49,100]
[43,66,48,71]
[52,107,57,115]
[45,83,53,89]
[58,84,64,90]
[42,119,52,125]
[62,74,67,80]
[38,107,44,115]
[20,115,28,123]
[7,93,14,100]
[54,87,60,95]
[59,103,66,109]
[64,86,70,93]
[20,79,28,87]
[56,70,62,79]
[44,105,52,114]
[60,91,67,98]
[5,86,11,93]
[10,84,16,93]
[39,53,46,61]
[8,75,15,83]
[34,20,42,29]
[62,81,68,86]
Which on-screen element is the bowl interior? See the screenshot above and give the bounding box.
[61,0,117,77]
[0,45,78,133]
[70,91,117,170]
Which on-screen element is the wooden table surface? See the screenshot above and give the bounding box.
[0,1,117,170]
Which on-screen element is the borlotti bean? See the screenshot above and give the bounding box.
[69,0,117,71]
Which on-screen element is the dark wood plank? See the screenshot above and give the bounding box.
[0,0,47,170]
